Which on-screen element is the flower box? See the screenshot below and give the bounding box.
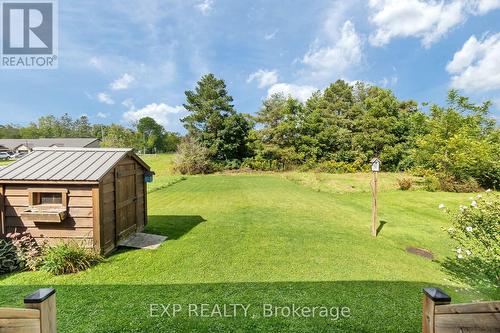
[21,207,67,223]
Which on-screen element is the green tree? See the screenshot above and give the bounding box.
[73,116,93,137]
[19,123,39,139]
[136,117,165,153]
[59,113,74,137]
[37,115,60,137]
[352,86,419,170]
[301,80,357,162]
[101,124,141,149]
[413,90,499,188]
[255,93,304,164]
[163,132,182,152]
[91,124,109,141]
[182,73,251,161]
[0,124,22,138]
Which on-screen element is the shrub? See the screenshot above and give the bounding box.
[442,192,500,286]
[0,239,23,274]
[314,161,364,174]
[438,175,481,193]
[40,242,103,275]
[423,174,440,192]
[173,137,212,175]
[224,159,241,170]
[420,170,482,193]
[241,157,284,171]
[6,232,45,271]
[397,178,413,190]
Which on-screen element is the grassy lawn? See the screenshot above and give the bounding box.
[0,154,496,332]
[282,171,421,194]
[139,153,186,193]
[0,159,12,166]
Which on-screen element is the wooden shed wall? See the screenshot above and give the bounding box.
[99,156,147,255]
[0,184,96,247]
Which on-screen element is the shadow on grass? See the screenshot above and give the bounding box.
[0,280,472,333]
[376,220,388,236]
[441,257,499,299]
[145,215,206,240]
[107,215,205,258]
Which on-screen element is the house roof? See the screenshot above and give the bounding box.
[0,138,100,150]
[0,147,149,182]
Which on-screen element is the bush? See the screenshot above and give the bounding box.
[224,159,241,170]
[40,242,103,275]
[314,160,365,173]
[241,157,285,171]
[442,192,499,286]
[6,232,45,271]
[438,175,481,193]
[420,170,482,192]
[173,137,212,175]
[0,239,22,274]
[397,178,413,190]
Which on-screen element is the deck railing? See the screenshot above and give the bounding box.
[422,287,500,333]
[0,288,56,333]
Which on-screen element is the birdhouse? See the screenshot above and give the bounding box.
[371,157,381,172]
[144,170,155,183]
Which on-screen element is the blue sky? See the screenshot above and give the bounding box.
[1,0,499,133]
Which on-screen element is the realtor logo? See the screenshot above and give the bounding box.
[1,0,58,69]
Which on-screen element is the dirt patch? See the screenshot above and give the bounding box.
[406,246,434,260]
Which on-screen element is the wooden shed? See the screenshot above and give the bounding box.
[0,147,153,255]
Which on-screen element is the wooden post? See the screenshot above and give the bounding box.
[0,184,4,235]
[371,171,378,237]
[422,288,451,333]
[24,288,56,333]
[92,186,102,253]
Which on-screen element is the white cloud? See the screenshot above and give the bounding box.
[302,20,363,80]
[96,112,109,119]
[196,0,214,15]
[110,73,135,90]
[379,75,398,87]
[247,69,279,88]
[123,102,186,127]
[369,0,500,48]
[122,98,135,110]
[447,33,500,92]
[474,0,500,14]
[97,93,115,105]
[264,29,278,40]
[267,83,318,102]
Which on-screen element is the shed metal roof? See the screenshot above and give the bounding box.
[0,147,148,182]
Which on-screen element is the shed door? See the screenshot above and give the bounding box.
[115,162,137,241]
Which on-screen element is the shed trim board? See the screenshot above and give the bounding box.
[0,148,151,255]
[0,184,4,234]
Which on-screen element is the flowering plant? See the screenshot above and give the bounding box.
[442,192,499,286]
[6,232,46,271]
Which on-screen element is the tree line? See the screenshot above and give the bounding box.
[0,114,181,153]
[177,74,499,190]
[1,73,498,189]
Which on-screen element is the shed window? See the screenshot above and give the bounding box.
[40,193,63,205]
[23,189,68,223]
[28,189,68,208]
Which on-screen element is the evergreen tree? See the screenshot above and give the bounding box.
[182,73,251,161]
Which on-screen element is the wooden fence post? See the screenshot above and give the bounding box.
[422,288,451,333]
[371,171,378,237]
[24,288,56,333]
